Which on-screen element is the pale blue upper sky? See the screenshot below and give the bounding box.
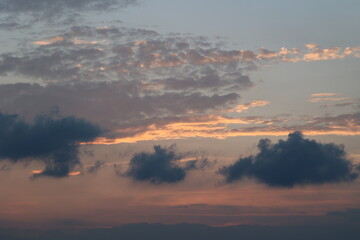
[118,0,360,48]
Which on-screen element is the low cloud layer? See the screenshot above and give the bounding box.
[0,112,102,177]
[219,131,358,187]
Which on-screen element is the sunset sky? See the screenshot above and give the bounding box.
[0,0,359,239]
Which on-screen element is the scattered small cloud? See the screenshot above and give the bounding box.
[126,145,207,184]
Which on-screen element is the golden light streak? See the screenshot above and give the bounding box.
[233,100,270,112]
[72,38,98,45]
[306,43,320,49]
[310,97,352,103]
[32,36,65,45]
[31,170,81,176]
[311,93,339,97]
[309,93,353,104]
[89,119,360,145]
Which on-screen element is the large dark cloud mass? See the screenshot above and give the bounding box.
[219,131,358,187]
[0,112,102,178]
[126,145,206,184]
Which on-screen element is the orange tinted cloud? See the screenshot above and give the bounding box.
[233,100,270,112]
[31,170,81,176]
[32,36,65,45]
[311,93,339,97]
[309,93,352,103]
[89,116,360,145]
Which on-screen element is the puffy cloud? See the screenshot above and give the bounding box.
[219,132,358,187]
[126,145,186,184]
[0,112,102,178]
[126,145,207,184]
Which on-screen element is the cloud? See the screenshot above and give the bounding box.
[0,0,137,24]
[233,100,269,113]
[309,112,360,131]
[309,93,351,103]
[87,160,106,174]
[0,82,240,139]
[219,131,358,187]
[2,25,358,87]
[0,22,30,30]
[309,94,360,109]
[0,48,105,81]
[0,25,256,83]
[184,158,212,171]
[149,70,253,92]
[311,93,339,97]
[0,112,102,178]
[93,111,360,144]
[126,145,205,184]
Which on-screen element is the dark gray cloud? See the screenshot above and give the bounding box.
[320,99,360,109]
[151,69,253,92]
[184,158,212,170]
[0,112,102,178]
[0,48,105,81]
[0,25,256,85]
[87,160,105,174]
[310,112,360,130]
[225,111,360,137]
[0,22,30,30]
[219,131,358,187]
[126,145,208,184]
[0,0,137,23]
[0,82,239,138]
[126,145,186,184]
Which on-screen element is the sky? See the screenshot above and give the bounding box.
[0,0,359,239]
